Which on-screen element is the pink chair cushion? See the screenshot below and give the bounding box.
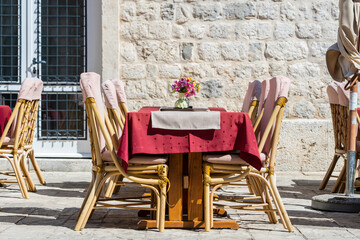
[241,80,262,112]
[203,152,267,165]
[327,82,340,105]
[80,72,106,151]
[102,80,119,110]
[32,78,43,100]
[18,78,43,101]
[260,76,291,155]
[111,79,127,103]
[258,78,271,113]
[102,80,123,137]
[337,82,350,107]
[101,150,167,164]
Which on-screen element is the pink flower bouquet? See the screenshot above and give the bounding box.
[171,77,200,97]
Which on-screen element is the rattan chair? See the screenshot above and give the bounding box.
[319,82,346,191]
[75,73,169,232]
[0,78,44,198]
[203,76,293,232]
[241,80,262,124]
[319,82,360,193]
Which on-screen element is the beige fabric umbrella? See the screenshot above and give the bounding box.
[326,0,360,81]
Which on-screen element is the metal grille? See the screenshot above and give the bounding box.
[38,0,86,85]
[37,0,87,140]
[38,92,86,140]
[0,0,21,83]
[0,92,18,108]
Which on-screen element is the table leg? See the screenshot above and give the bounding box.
[188,152,203,221]
[168,153,183,221]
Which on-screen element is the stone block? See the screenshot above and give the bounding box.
[312,2,331,21]
[288,62,321,79]
[193,3,222,21]
[188,24,207,39]
[136,41,179,62]
[208,24,229,39]
[159,64,181,78]
[234,64,253,79]
[181,43,193,60]
[120,2,136,22]
[331,2,339,20]
[280,1,296,21]
[136,2,160,21]
[212,63,235,80]
[182,63,213,78]
[176,5,192,24]
[173,25,185,39]
[298,5,311,20]
[149,22,172,40]
[125,80,150,99]
[146,64,157,79]
[120,42,137,62]
[269,62,287,76]
[265,41,308,61]
[201,80,223,98]
[198,42,221,61]
[258,2,279,20]
[276,119,333,172]
[274,22,294,39]
[221,42,247,61]
[236,21,273,40]
[309,41,333,58]
[322,23,337,40]
[296,23,322,39]
[293,100,316,118]
[223,1,256,20]
[121,64,147,80]
[161,3,174,20]
[248,42,263,62]
[120,22,148,40]
[253,62,269,78]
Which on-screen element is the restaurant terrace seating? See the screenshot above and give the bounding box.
[0,78,44,198]
[75,73,169,232]
[203,76,293,232]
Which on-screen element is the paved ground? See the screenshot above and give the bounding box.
[0,171,359,240]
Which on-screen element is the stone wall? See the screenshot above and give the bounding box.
[103,0,341,172]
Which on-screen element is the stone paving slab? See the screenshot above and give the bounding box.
[0,172,360,240]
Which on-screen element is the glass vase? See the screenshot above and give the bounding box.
[174,92,189,109]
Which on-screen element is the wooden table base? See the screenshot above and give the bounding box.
[138,220,239,230]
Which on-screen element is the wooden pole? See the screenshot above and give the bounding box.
[346,80,358,196]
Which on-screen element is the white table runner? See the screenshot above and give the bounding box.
[151,111,221,130]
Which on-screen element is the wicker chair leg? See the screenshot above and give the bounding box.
[13,155,29,199]
[28,150,46,185]
[332,164,346,193]
[75,173,102,231]
[159,183,166,232]
[268,174,293,232]
[204,182,211,231]
[19,154,36,192]
[319,154,340,190]
[104,175,117,198]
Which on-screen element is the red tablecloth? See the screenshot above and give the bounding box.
[117,107,261,171]
[0,105,12,136]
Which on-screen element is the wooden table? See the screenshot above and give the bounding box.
[118,107,261,229]
[138,152,238,230]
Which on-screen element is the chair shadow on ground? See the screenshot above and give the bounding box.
[275,179,360,229]
[0,207,144,230]
[1,177,360,231]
